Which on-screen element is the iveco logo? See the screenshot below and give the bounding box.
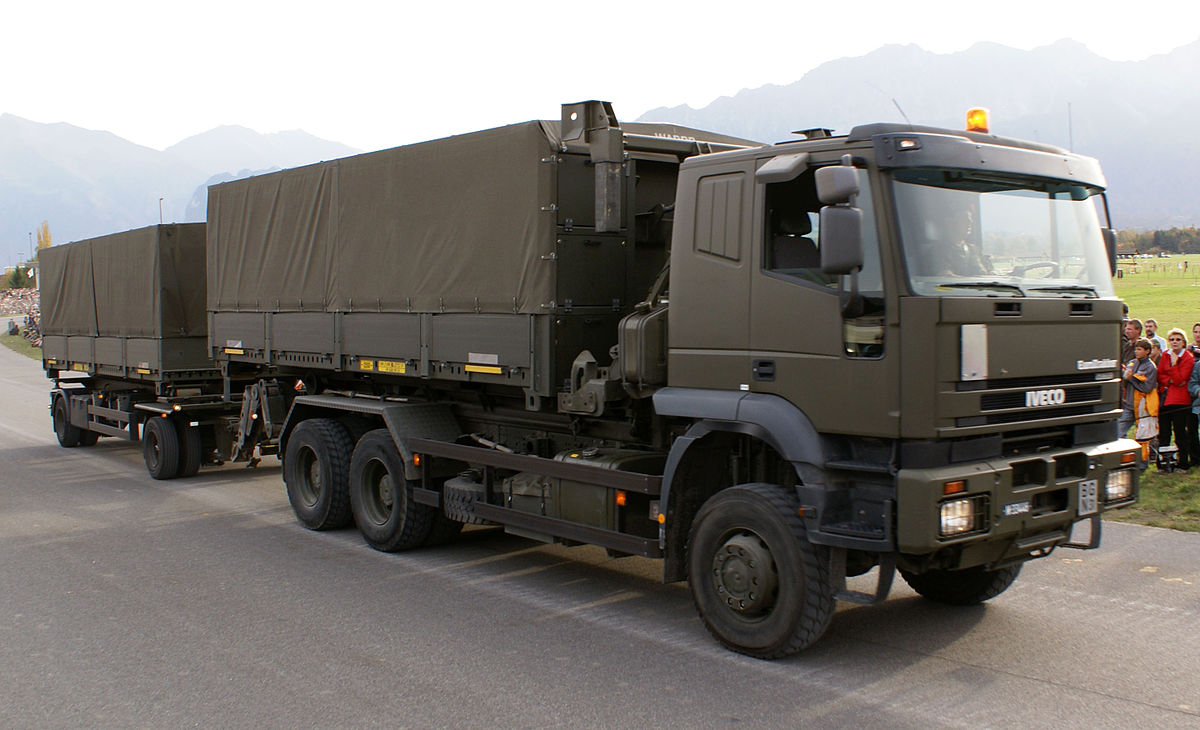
[1025,389,1067,407]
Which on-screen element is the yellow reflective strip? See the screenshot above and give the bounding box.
[465,364,503,375]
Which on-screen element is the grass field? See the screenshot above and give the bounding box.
[1111,255,1200,531]
[0,331,41,359]
[1,267,1195,532]
[1114,253,1200,335]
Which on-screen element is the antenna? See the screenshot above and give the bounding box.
[892,99,912,128]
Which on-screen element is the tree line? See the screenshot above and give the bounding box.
[1118,227,1200,255]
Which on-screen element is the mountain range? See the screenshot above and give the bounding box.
[3,38,1197,266]
[0,116,358,264]
[637,39,1200,231]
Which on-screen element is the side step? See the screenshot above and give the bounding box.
[830,549,896,605]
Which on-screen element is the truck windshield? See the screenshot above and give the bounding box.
[891,169,1115,298]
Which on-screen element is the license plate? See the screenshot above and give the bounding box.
[1003,500,1031,517]
[1078,479,1098,516]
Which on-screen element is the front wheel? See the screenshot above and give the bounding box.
[899,564,1022,605]
[688,484,835,659]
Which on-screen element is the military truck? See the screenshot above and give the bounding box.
[46,101,1140,657]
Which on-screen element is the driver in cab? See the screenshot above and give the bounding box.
[922,208,988,276]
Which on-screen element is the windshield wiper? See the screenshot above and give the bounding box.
[1027,285,1098,298]
[935,281,1026,296]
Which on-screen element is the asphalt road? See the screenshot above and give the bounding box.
[1,345,1197,728]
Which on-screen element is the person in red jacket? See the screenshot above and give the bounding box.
[1158,328,1196,469]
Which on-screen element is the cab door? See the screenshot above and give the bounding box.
[748,159,899,438]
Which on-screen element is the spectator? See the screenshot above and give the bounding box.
[1158,328,1195,470]
[1144,318,1168,353]
[1119,338,1158,458]
[1121,319,1141,375]
[1189,322,1200,357]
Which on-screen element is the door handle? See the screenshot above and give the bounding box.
[752,359,776,381]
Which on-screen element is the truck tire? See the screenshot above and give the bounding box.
[176,422,203,478]
[53,395,82,448]
[143,416,181,480]
[442,473,494,525]
[899,564,1022,605]
[688,483,835,659]
[284,418,354,530]
[348,429,434,551]
[79,430,100,447]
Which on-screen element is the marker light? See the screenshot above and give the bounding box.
[413,454,422,468]
[615,490,627,507]
[943,480,966,496]
[1120,452,1137,465]
[966,107,990,133]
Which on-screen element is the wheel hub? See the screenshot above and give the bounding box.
[711,532,777,616]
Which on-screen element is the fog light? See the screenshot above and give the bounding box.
[1105,469,1134,502]
[939,495,987,537]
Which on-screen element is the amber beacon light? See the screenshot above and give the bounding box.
[966,107,990,133]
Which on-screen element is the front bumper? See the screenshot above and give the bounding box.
[895,438,1140,567]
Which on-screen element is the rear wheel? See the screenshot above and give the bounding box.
[176,422,203,478]
[349,429,433,551]
[143,416,180,480]
[899,564,1022,605]
[688,484,835,659]
[284,418,354,530]
[53,395,82,448]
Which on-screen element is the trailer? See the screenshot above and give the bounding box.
[40,223,273,478]
[46,101,1141,658]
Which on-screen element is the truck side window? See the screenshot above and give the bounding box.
[763,170,834,288]
[763,167,886,359]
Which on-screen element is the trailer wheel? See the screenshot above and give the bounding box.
[283,418,354,530]
[176,422,203,478]
[53,395,82,448]
[143,416,181,480]
[899,564,1022,605]
[348,429,433,551]
[688,484,834,659]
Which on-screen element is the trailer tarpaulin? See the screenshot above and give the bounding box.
[41,239,97,336]
[40,224,207,338]
[207,121,558,315]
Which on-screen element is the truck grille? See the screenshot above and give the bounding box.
[980,385,1103,411]
[957,373,1102,391]
[962,404,1104,427]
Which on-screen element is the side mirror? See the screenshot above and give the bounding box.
[816,166,859,205]
[820,206,863,275]
[1103,228,1117,276]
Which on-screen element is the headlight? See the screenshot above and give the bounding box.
[1104,469,1135,503]
[940,495,988,537]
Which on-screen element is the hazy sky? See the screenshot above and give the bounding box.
[4,1,1198,152]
